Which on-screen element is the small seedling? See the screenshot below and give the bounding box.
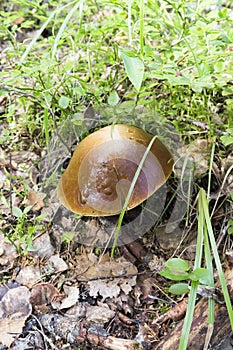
[160,257,212,295]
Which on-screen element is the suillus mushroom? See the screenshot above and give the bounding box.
[57,124,174,216]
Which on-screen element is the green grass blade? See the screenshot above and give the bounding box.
[43,107,49,147]
[52,0,84,59]
[20,9,57,64]
[178,188,205,350]
[178,281,199,350]
[127,0,133,45]
[207,139,216,199]
[139,0,144,55]
[200,188,233,330]
[19,2,75,64]
[203,222,215,325]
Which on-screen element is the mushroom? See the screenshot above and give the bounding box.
[57,124,174,216]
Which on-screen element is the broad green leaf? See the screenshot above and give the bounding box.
[61,231,75,244]
[228,221,233,235]
[169,283,190,295]
[189,268,212,285]
[220,135,233,146]
[165,75,190,86]
[119,49,144,92]
[108,90,120,106]
[12,206,23,218]
[59,96,70,109]
[23,205,32,214]
[165,258,190,272]
[159,268,190,281]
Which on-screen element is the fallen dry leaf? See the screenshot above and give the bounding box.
[86,257,138,300]
[88,279,121,300]
[47,254,68,273]
[86,305,115,325]
[30,283,63,308]
[54,285,80,310]
[0,286,32,347]
[26,189,46,211]
[15,265,41,288]
[32,232,55,259]
[38,313,84,343]
[0,232,18,266]
[177,139,212,177]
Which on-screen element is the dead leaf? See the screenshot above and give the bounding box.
[32,232,55,259]
[86,257,138,300]
[38,313,84,343]
[47,254,68,273]
[30,283,63,308]
[10,331,44,349]
[0,286,32,347]
[26,190,46,211]
[155,226,183,251]
[84,257,137,279]
[54,285,80,310]
[15,265,41,288]
[88,279,121,300]
[0,232,18,266]
[74,252,98,276]
[86,305,115,325]
[177,139,212,177]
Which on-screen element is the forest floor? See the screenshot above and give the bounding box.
[0,1,233,349]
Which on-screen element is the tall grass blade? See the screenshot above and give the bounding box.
[207,139,216,199]
[52,0,84,59]
[127,0,133,45]
[200,188,233,329]
[178,189,204,349]
[139,0,144,55]
[20,2,74,63]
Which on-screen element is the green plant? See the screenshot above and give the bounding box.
[61,231,75,244]
[160,188,233,350]
[1,200,46,255]
[220,128,233,146]
[160,258,212,293]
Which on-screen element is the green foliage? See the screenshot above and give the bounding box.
[61,231,75,244]
[168,283,190,295]
[220,128,233,146]
[1,0,233,147]
[228,220,233,235]
[2,203,46,255]
[160,258,212,286]
[176,188,233,350]
[119,48,145,92]
[108,90,120,106]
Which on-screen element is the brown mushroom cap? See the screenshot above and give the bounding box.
[57,124,174,216]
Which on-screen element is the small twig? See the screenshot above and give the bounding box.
[148,294,175,306]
